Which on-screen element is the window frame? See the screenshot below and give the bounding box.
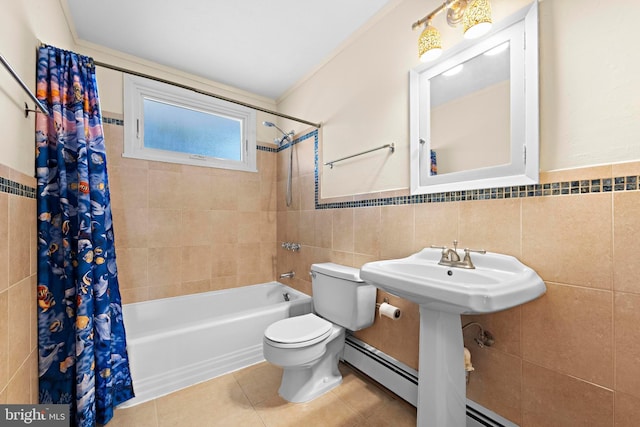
[123,74,257,172]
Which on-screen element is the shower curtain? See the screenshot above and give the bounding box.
[35,45,134,426]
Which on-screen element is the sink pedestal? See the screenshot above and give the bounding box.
[418,307,466,427]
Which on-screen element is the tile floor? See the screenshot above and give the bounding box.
[107,362,417,427]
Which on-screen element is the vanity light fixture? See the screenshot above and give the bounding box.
[412,0,493,62]
[418,21,443,62]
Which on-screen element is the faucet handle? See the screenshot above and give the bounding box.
[464,248,486,255]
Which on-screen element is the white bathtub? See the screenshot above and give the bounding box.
[119,282,312,407]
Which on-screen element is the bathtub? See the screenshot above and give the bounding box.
[119,282,312,407]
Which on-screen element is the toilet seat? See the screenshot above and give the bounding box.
[264,313,332,349]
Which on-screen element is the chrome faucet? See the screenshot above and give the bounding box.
[279,271,295,279]
[431,240,486,269]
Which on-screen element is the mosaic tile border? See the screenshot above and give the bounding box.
[306,128,640,209]
[103,116,124,126]
[0,176,36,199]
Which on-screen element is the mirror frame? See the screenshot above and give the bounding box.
[410,2,539,195]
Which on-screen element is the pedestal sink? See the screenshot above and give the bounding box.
[360,247,545,427]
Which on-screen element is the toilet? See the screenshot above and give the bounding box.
[263,263,376,403]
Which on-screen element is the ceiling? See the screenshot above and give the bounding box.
[65,0,394,100]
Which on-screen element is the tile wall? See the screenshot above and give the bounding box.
[277,130,640,426]
[103,114,279,304]
[0,164,38,405]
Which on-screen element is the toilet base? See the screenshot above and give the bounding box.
[277,328,345,403]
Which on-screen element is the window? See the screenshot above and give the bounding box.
[123,74,256,172]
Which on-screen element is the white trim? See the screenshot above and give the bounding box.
[123,74,257,172]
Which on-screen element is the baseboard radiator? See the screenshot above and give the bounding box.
[342,335,517,427]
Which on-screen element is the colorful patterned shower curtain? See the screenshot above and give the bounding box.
[35,45,134,426]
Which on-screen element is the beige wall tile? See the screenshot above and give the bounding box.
[284,210,299,243]
[298,210,315,247]
[6,358,31,404]
[0,290,8,391]
[237,212,261,244]
[413,202,458,252]
[109,167,148,210]
[522,362,614,427]
[315,209,333,249]
[182,279,211,295]
[614,292,640,399]
[210,210,238,244]
[8,277,31,375]
[148,170,181,209]
[615,392,640,427]
[146,209,180,248]
[380,205,414,259]
[354,291,420,370]
[237,180,261,212]
[522,194,612,289]
[209,176,239,211]
[148,247,182,287]
[332,208,354,252]
[611,161,640,177]
[211,243,238,278]
[147,285,182,301]
[8,195,31,285]
[181,246,212,283]
[354,206,380,257]
[104,123,148,170]
[261,211,277,244]
[117,248,148,289]
[181,210,212,247]
[0,194,8,292]
[180,174,213,211]
[112,208,149,249]
[613,192,640,294]
[120,288,150,305]
[459,199,521,257]
[522,283,613,388]
[299,174,316,211]
[463,306,521,357]
[465,349,522,425]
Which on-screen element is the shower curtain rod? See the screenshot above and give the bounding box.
[0,51,50,117]
[93,60,322,129]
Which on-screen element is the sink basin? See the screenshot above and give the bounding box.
[360,248,545,314]
[361,247,545,426]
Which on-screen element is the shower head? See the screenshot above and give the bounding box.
[262,121,294,145]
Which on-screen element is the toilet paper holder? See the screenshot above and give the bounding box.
[375,298,402,319]
[375,297,391,309]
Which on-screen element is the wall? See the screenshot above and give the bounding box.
[278,131,640,425]
[275,0,640,425]
[0,0,77,406]
[103,113,279,304]
[278,0,640,197]
[0,166,38,405]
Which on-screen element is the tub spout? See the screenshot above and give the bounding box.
[279,271,295,279]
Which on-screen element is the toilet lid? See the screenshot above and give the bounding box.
[264,313,332,344]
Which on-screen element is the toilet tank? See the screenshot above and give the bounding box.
[310,263,376,331]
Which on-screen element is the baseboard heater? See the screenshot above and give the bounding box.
[342,335,517,427]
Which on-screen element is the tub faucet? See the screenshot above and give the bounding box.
[279,271,295,279]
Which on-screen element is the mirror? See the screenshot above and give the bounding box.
[410,2,538,194]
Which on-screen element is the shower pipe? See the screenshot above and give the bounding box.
[0,51,50,117]
[263,121,294,207]
[91,59,321,129]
